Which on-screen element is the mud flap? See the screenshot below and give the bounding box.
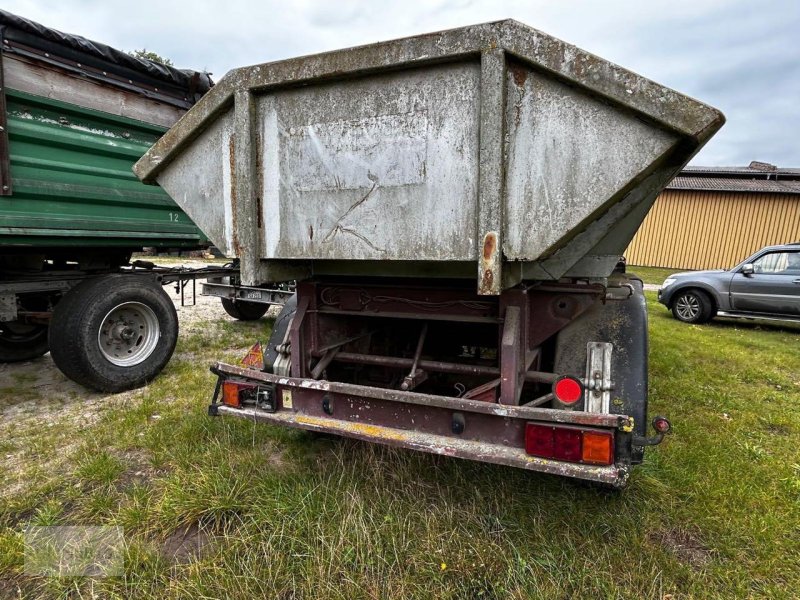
[555,279,649,464]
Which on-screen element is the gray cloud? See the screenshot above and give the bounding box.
[4,0,797,166]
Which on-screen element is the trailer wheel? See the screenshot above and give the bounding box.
[220,298,269,321]
[49,275,178,392]
[0,321,50,362]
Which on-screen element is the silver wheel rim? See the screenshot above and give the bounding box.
[98,302,160,366]
[676,294,700,320]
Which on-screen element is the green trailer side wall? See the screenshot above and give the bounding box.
[0,89,207,249]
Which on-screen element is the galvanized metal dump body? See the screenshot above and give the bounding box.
[135,20,723,293]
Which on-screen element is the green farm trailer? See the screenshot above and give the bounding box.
[0,11,226,391]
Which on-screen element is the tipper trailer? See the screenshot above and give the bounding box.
[135,20,724,487]
[0,11,279,391]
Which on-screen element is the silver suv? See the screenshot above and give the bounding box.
[657,243,800,323]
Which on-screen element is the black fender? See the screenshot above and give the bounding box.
[554,279,649,464]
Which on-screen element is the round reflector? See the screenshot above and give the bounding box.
[553,376,583,404]
[652,416,672,434]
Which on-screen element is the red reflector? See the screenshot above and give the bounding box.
[553,427,582,462]
[553,376,583,404]
[241,342,264,369]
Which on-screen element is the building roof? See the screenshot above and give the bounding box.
[667,161,800,195]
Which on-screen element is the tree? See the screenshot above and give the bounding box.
[128,49,173,67]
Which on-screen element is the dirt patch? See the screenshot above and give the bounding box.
[764,423,791,436]
[649,528,713,568]
[0,575,29,599]
[114,449,168,489]
[162,523,212,565]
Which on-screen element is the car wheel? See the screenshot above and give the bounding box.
[49,275,178,392]
[671,289,713,324]
[221,298,269,321]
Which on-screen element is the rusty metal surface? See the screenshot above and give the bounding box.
[214,396,626,486]
[477,50,506,294]
[214,362,631,429]
[135,20,724,292]
[293,280,608,405]
[328,351,557,384]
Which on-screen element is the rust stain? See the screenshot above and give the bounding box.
[479,232,499,294]
[481,269,494,292]
[508,64,527,127]
[228,135,242,256]
[295,414,410,442]
[482,231,497,261]
[509,64,528,88]
[255,129,263,229]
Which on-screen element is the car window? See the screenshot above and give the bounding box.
[751,251,800,274]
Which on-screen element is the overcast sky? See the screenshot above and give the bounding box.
[5,0,798,166]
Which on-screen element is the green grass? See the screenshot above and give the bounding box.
[1,295,799,598]
[627,265,686,285]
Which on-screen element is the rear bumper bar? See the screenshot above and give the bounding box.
[210,362,636,487]
[215,404,624,485]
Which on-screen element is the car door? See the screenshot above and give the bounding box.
[729,250,800,315]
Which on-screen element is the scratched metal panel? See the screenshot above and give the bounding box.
[135,21,724,286]
[503,65,679,261]
[259,63,480,260]
[156,111,234,255]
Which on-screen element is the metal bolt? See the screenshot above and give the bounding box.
[2,186,8,192]
[0,126,4,131]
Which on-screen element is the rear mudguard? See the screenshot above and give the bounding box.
[554,279,649,463]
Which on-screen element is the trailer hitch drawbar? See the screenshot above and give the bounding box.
[632,416,672,447]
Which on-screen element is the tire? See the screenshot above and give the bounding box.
[221,298,269,321]
[671,289,714,324]
[0,321,49,362]
[49,275,178,392]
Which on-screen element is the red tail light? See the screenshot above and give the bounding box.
[525,423,614,465]
[553,376,583,404]
[553,427,582,462]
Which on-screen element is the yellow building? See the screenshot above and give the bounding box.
[626,162,800,270]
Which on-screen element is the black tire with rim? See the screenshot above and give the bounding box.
[49,275,178,392]
[671,289,714,324]
[0,321,49,362]
[221,298,269,321]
